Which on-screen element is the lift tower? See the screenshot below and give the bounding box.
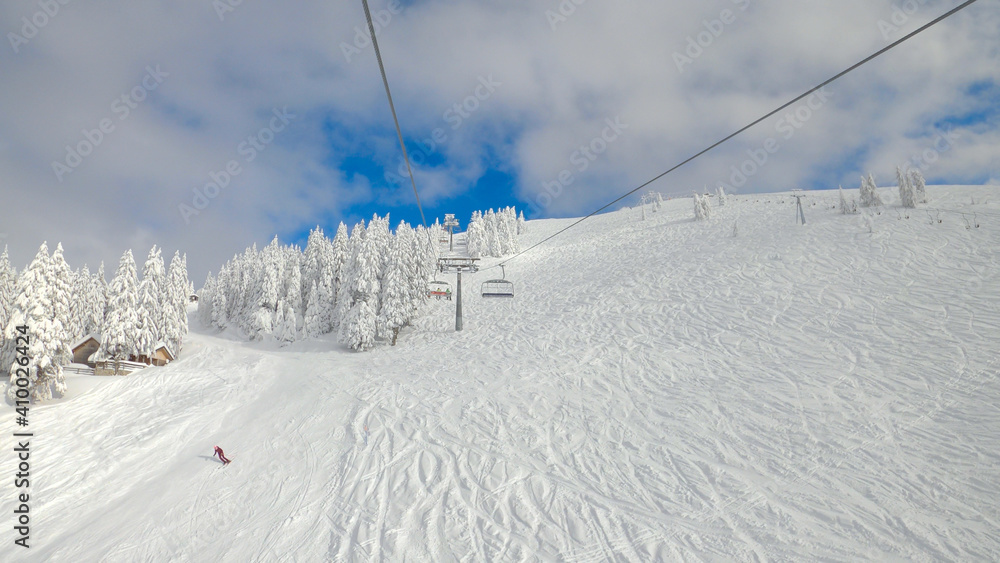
[437,257,479,331]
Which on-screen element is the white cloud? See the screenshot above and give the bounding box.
[0,0,995,279]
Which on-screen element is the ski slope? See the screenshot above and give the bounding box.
[3,186,999,561]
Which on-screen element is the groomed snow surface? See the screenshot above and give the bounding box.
[3,186,999,561]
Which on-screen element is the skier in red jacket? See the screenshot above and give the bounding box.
[213,446,231,465]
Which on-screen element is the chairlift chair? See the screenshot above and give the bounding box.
[427,281,452,301]
[481,265,514,298]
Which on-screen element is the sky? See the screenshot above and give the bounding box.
[0,0,997,282]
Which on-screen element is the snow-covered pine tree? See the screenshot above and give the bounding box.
[135,246,165,360]
[486,210,502,256]
[337,220,381,351]
[48,243,74,367]
[4,243,69,401]
[249,237,282,340]
[92,262,109,334]
[0,247,16,334]
[466,215,484,258]
[717,186,727,206]
[300,226,325,308]
[398,223,426,318]
[283,248,302,319]
[859,174,883,207]
[70,265,93,339]
[211,283,228,330]
[198,272,215,328]
[838,186,858,214]
[495,208,513,256]
[339,299,376,352]
[367,214,392,288]
[274,299,296,345]
[331,222,349,297]
[517,211,527,234]
[910,169,927,203]
[694,194,711,220]
[101,250,140,362]
[303,281,325,339]
[166,251,189,351]
[897,166,917,208]
[504,207,521,254]
[377,232,410,345]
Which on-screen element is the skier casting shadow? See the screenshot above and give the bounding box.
[213,445,231,465]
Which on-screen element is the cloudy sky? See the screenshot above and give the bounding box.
[1,0,997,281]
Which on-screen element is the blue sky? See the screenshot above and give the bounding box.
[0,0,997,280]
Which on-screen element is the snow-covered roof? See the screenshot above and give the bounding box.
[71,334,100,351]
[154,342,175,360]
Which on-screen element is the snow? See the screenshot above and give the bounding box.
[3,185,999,560]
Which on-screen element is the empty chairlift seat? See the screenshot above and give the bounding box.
[481,278,514,298]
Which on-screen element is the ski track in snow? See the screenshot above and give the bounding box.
[2,186,999,561]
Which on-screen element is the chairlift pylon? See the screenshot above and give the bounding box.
[481,264,514,298]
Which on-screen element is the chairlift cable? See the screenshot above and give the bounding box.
[493,0,981,270]
[361,0,429,231]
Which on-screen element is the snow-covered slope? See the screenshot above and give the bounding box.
[3,186,999,561]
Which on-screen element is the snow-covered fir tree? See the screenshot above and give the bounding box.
[164,251,189,352]
[91,262,108,335]
[839,186,858,215]
[135,246,165,359]
[100,250,140,361]
[377,230,411,345]
[466,215,485,258]
[276,300,296,346]
[300,226,326,309]
[280,248,302,329]
[5,243,69,401]
[897,166,917,208]
[338,219,382,351]
[250,237,283,340]
[330,222,350,305]
[910,169,927,203]
[693,194,711,220]
[198,272,216,328]
[70,265,93,339]
[48,244,74,358]
[466,207,522,258]
[859,173,883,208]
[717,186,727,206]
[517,211,528,234]
[0,247,16,335]
[339,299,376,352]
[203,216,438,350]
[303,281,325,339]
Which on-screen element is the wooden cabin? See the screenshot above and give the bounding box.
[150,343,175,367]
[133,343,175,367]
[71,335,101,367]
